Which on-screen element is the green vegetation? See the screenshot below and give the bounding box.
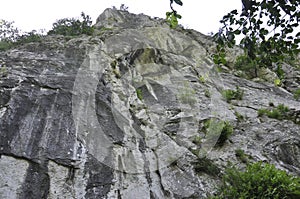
[212,43,227,65]
[0,40,12,51]
[212,162,300,199]
[222,86,244,103]
[99,27,114,32]
[216,121,233,146]
[0,12,94,51]
[0,20,43,51]
[235,148,248,163]
[14,31,43,45]
[47,12,94,36]
[166,11,182,29]
[0,31,43,51]
[112,69,121,78]
[258,104,289,120]
[274,78,282,87]
[204,89,211,98]
[193,157,221,177]
[258,103,300,124]
[203,118,233,147]
[177,83,197,106]
[234,54,257,78]
[199,73,209,84]
[0,66,8,77]
[190,148,201,157]
[293,88,300,100]
[234,111,244,122]
[166,0,183,28]
[213,0,300,80]
[136,88,143,100]
[0,19,19,41]
[192,135,202,146]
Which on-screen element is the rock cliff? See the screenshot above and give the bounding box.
[0,8,299,199]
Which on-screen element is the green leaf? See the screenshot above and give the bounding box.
[174,0,183,6]
[233,30,241,35]
[230,9,238,15]
[242,28,248,34]
[274,33,280,37]
[175,13,182,19]
[221,57,227,65]
[166,12,180,28]
[274,79,281,86]
[166,12,172,17]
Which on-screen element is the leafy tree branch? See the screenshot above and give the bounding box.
[166,0,183,28]
[214,0,300,79]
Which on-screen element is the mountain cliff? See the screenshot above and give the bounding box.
[0,8,299,199]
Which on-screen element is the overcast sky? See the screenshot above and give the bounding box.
[0,0,242,35]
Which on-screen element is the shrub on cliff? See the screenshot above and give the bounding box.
[0,19,18,50]
[0,20,43,51]
[0,19,20,41]
[47,12,94,36]
[212,162,300,199]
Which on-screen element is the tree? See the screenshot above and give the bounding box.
[0,20,43,51]
[47,12,94,36]
[215,0,300,79]
[166,0,183,28]
[168,0,300,80]
[0,20,20,42]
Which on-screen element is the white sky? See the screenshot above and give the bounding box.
[0,0,242,35]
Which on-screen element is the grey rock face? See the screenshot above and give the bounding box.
[0,8,299,199]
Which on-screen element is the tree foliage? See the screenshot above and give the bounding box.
[212,162,300,199]
[47,12,94,36]
[166,0,183,28]
[214,0,300,78]
[0,20,43,51]
[167,0,300,80]
[0,20,20,42]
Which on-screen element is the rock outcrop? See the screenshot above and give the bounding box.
[0,8,299,199]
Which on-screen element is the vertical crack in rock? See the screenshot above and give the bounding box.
[95,75,124,144]
[19,160,50,199]
[130,110,153,186]
[84,155,114,198]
